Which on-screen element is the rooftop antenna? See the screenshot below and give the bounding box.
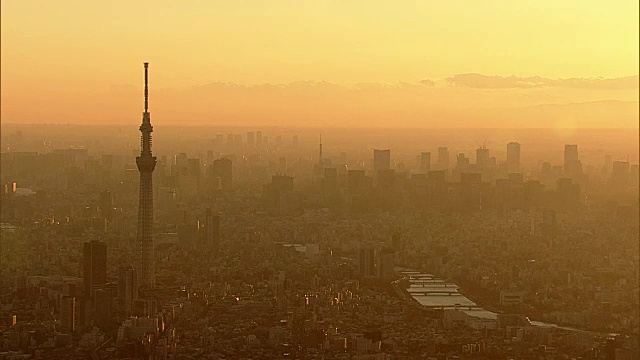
[476,138,491,149]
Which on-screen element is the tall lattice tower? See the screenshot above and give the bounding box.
[136,62,156,289]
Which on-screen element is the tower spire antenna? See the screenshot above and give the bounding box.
[144,62,149,115]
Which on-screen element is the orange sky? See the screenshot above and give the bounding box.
[1,1,638,127]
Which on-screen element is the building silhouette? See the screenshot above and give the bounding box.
[419,152,431,174]
[94,286,117,331]
[83,240,107,298]
[373,149,391,191]
[212,158,232,191]
[264,175,297,212]
[611,161,630,189]
[99,190,112,222]
[377,248,395,279]
[118,266,138,318]
[373,149,391,172]
[136,62,157,289]
[475,147,490,170]
[456,153,470,171]
[323,167,338,201]
[437,147,449,171]
[507,142,521,173]
[563,144,582,178]
[203,208,220,255]
[60,296,76,333]
[347,169,366,194]
[542,209,558,238]
[247,132,255,147]
[359,248,375,278]
[556,177,580,208]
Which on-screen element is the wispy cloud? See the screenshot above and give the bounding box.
[446,73,639,90]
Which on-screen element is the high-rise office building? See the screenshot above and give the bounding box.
[456,153,470,171]
[523,180,543,210]
[375,169,395,190]
[556,177,580,208]
[373,149,391,172]
[563,144,582,178]
[136,62,157,289]
[60,296,76,333]
[212,158,232,191]
[265,175,296,211]
[181,158,201,198]
[118,266,138,317]
[99,190,112,221]
[83,241,107,298]
[347,169,366,195]
[247,132,255,147]
[506,142,521,173]
[476,147,490,170]
[203,208,220,254]
[611,161,630,188]
[419,152,431,173]
[377,248,395,280]
[542,209,558,238]
[323,167,338,198]
[564,144,579,164]
[256,131,262,146]
[437,147,449,170]
[359,248,375,278]
[187,158,201,177]
[459,172,482,212]
[94,287,116,331]
[428,170,447,206]
[272,175,294,193]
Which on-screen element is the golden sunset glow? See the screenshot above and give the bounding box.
[1,1,638,127]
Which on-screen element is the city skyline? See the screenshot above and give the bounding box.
[0,2,638,359]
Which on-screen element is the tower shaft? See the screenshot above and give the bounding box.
[136,62,156,289]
